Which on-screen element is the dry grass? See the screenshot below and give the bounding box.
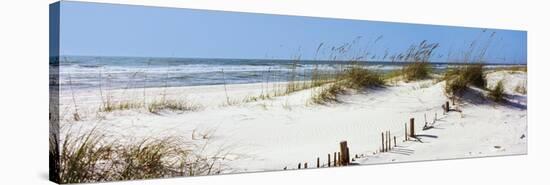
[343,66,384,89]
[400,40,439,81]
[51,129,233,184]
[402,62,431,81]
[311,82,345,104]
[311,65,383,104]
[444,64,487,97]
[444,74,469,97]
[100,99,142,112]
[148,99,200,113]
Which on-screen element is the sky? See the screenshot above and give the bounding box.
[57,1,527,64]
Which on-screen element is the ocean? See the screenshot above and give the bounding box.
[53,56,521,92]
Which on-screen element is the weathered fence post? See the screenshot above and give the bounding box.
[445,101,450,112]
[333,152,337,166]
[328,153,331,167]
[405,123,408,141]
[394,136,397,147]
[346,147,350,164]
[388,131,391,151]
[317,157,320,168]
[410,118,415,137]
[381,132,385,152]
[298,163,301,169]
[304,162,308,169]
[337,152,341,166]
[339,140,350,166]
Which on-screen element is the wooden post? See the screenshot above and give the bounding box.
[410,118,415,137]
[337,152,341,166]
[405,123,408,141]
[298,163,301,169]
[445,101,450,112]
[385,131,388,151]
[381,132,385,152]
[394,136,397,147]
[346,146,351,166]
[328,153,331,167]
[333,152,337,166]
[304,162,308,169]
[388,131,391,151]
[317,157,320,168]
[346,147,350,165]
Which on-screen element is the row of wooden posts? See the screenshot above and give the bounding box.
[287,101,450,170]
[292,141,351,170]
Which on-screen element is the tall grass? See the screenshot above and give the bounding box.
[51,129,232,184]
[401,41,439,81]
[443,64,487,97]
[311,65,384,104]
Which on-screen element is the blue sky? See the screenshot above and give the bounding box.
[58,1,527,64]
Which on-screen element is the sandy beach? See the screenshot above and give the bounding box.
[57,69,527,173]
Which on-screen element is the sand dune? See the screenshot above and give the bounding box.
[58,70,527,172]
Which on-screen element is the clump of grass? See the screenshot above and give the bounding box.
[100,99,142,112]
[52,129,232,183]
[311,82,345,104]
[401,40,439,81]
[488,80,505,102]
[311,65,383,104]
[444,75,469,97]
[148,99,200,113]
[443,64,487,97]
[117,138,183,180]
[343,66,384,89]
[58,129,116,183]
[460,64,486,88]
[402,62,431,81]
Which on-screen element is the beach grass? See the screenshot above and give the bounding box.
[488,80,505,102]
[443,64,487,97]
[52,128,231,184]
[402,62,431,81]
[311,65,384,104]
[148,99,200,113]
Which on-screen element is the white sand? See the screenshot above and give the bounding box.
[58,70,527,173]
